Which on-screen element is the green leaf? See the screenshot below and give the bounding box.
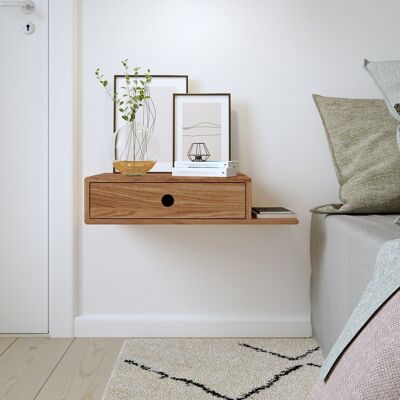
[103,80,108,87]
[121,115,128,121]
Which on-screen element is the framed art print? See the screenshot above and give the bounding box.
[114,75,188,172]
[173,94,231,164]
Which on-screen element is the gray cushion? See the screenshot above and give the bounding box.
[312,95,400,214]
[364,59,400,147]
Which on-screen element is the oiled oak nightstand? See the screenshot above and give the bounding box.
[84,173,298,225]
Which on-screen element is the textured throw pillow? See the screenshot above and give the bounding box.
[364,59,400,147]
[312,95,400,214]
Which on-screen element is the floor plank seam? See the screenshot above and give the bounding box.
[33,338,76,400]
[0,338,18,358]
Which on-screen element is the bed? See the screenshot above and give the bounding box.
[310,213,400,356]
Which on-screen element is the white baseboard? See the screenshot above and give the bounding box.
[74,315,311,337]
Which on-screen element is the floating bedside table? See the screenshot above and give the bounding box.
[84,173,299,225]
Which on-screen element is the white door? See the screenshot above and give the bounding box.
[0,0,48,333]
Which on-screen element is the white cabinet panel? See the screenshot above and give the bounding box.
[0,0,48,333]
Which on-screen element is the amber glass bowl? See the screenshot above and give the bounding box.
[113,160,156,176]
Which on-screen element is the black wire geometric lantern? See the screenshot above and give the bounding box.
[187,142,210,162]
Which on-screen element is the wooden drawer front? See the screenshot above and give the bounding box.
[89,182,246,219]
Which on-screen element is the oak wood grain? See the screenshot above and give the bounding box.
[35,338,123,400]
[85,172,251,184]
[85,217,299,225]
[0,338,73,400]
[246,179,252,219]
[89,182,246,219]
[84,173,299,225]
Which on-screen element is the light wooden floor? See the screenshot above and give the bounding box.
[0,337,124,400]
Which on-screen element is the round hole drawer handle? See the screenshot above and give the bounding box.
[161,194,174,207]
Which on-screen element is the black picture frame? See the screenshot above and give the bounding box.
[173,93,231,165]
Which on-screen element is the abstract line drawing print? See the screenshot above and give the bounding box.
[181,102,222,161]
[183,121,222,135]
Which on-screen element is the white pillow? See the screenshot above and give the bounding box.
[364,59,400,147]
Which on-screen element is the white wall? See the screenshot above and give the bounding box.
[74,0,400,336]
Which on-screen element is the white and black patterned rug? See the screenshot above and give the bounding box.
[102,338,323,400]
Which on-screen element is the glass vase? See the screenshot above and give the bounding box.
[113,120,158,175]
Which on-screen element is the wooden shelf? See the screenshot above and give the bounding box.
[83,217,299,225]
[84,173,299,225]
[248,215,299,225]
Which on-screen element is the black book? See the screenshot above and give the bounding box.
[252,207,293,214]
[252,207,297,219]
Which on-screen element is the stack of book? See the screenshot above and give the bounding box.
[252,207,297,219]
[172,161,239,177]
